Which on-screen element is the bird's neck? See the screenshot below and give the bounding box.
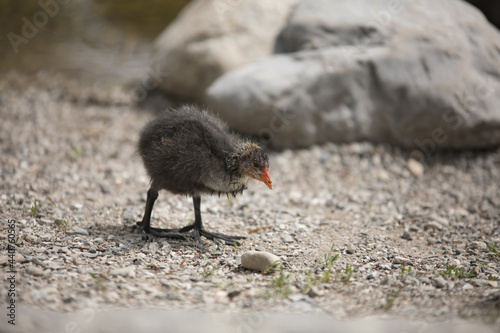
[227,142,257,177]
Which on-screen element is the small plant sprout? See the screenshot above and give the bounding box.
[315,245,341,283]
[382,288,401,311]
[303,269,317,292]
[321,267,332,283]
[440,264,477,279]
[57,219,69,232]
[441,264,454,278]
[400,265,412,280]
[263,260,283,275]
[340,264,355,282]
[68,146,84,161]
[487,243,500,257]
[202,266,216,279]
[317,245,339,267]
[14,236,23,246]
[270,264,292,298]
[89,272,108,291]
[30,199,40,216]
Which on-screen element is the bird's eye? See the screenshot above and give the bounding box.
[253,162,259,168]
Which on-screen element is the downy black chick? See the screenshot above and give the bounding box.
[137,105,273,245]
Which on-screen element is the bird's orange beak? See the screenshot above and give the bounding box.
[259,168,273,189]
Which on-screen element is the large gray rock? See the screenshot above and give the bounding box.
[150,0,296,100]
[206,0,500,149]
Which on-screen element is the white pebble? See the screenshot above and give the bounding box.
[241,251,280,272]
[407,158,424,177]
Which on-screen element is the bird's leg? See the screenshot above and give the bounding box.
[179,196,246,246]
[137,188,186,240]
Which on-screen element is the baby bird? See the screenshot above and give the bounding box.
[137,105,273,245]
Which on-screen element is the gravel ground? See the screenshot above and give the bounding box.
[1,72,499,330]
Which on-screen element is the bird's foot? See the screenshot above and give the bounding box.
[179,224,245,246]
[137,221,187,241]
[137,222,244,246]
[198,229,246,247]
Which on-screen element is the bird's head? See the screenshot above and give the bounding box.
[235,143,273,189]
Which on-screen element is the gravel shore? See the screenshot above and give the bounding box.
[1,72,499,330]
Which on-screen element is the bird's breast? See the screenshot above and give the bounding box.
[202,171,248,194]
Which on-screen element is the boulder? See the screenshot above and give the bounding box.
[150,0,296,100]
[206,0,500,150]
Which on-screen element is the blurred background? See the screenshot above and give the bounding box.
[1,0,499,150]
[0,0,498,81]
[0,0,190,83]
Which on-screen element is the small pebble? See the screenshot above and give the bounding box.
[392,256,409,265]
[109,266,135,277]
[469,241,487,251]
[400,231,413,241]
[57,247,69,254]
[471,279,489,288]
[66,228,89,236]
[119,244,131,252]
[149,242,158,253]
[161,242,172,254]
[123,209,136,222]
[346,243,356,254]
[407,158,424,177]
[31,258,47,268]
[433,216,449,226]
[26,266,44,276]
[462,283,474,290]
[288,294,303,302]
[99,182,111,194]
[70,203,83,211]
[307,286,323,298]
[282,234,294,243]
[433,276,447,288]
[25,234,38,243]
[133,258,145,265]
[38,218,52,225]
[241,251,280,272]
[424,221,443,231]
[367,271,380,280]
[227,290,242,299]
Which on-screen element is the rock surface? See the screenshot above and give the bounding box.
[150,0,296,100]
[206,0,500,149]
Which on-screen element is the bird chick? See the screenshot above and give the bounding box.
[136,105,273,245]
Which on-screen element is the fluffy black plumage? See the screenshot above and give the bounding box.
[136,105,273,245]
